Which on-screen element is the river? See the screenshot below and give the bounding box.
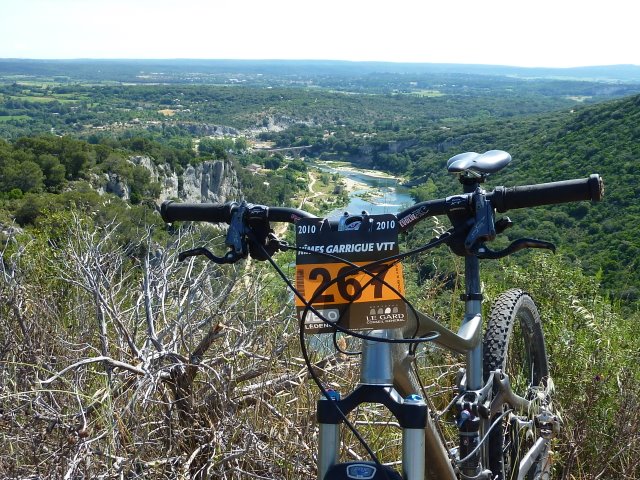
[312,161,414,217]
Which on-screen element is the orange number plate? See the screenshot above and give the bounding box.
[295,215,407,333]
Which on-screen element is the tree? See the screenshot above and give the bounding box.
[234,136,248,151]
[63,150,89,179]
[36,154,66,192]
[410,178,438,202]
[94,144,111,164]
[264,156,282,170]
[127,136,152,153]
[1,160,44,193]
[198,138,230,159]
[129,165,153,204]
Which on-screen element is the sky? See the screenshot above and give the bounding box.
[1,0,638,68]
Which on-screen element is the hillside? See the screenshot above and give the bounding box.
[495,94,640,298]
[0,60,638,299]
[1,89,639,299]
[3,58,640,83]
[299,93,640,299]
[447,93,640,299]
[418,93,640,299]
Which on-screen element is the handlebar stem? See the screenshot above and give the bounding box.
[463,187,497,254]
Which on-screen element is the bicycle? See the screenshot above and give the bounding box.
[160,150,604,480]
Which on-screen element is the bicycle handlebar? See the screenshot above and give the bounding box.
[160,201,317,224]
[160,174,603,228]
[488,174,604,213]
[161,201,236,223]
[395,174,602,231]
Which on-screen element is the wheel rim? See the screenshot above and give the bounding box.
[502,310,542,479]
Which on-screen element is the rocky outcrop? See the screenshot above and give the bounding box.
[179,123,240,137]
[104,173,130,201]
[129,156,179,203]
[100,156,241,204]
[247,115,318,136]
[180,160,241,203]
[388,139,418,154]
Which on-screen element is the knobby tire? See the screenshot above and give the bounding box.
[483,289,552,480]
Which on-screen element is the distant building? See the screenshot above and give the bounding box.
[246,164,262,174]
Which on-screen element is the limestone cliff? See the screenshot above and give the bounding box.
[180,160,242,203]
[101,156,242,204]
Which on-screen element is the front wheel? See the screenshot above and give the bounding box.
[483,289,552,480]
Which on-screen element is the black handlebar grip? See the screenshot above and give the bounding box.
[490,174,604,213]
[160,201,236,223]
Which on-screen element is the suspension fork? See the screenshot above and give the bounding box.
[317,330,428,480]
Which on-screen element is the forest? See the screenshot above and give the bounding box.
[0,60,639,479]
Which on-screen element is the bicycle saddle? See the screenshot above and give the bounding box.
[447,150,512,175]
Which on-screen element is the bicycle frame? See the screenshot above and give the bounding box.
[316,254,484,480]
[317,252,554,480]
[315,183,547,480]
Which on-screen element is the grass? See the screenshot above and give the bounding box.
[6,94,80,104]
[0,115,30,122]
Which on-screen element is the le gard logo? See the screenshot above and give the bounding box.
[365,304,406,326]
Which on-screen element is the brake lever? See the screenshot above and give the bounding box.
[178,204,249,264]
[178,247,244,264]
[473,238,556,260]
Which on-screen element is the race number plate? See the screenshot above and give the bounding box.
[295,214,407,333]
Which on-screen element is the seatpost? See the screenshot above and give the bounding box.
[461,178,484,390]
[459,179,485,476]
[464,256,483,390]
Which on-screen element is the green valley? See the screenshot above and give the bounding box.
[1,60,638,299]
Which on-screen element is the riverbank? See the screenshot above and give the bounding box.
[311,160,413,217]
[313,160,404,195]
[340,176,369,193]
[288,160,413,220]
[316,160,403,182]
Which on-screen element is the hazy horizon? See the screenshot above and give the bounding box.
[1,58,638,70]
[1,0,639,69]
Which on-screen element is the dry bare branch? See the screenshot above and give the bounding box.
[40,356,145,385]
